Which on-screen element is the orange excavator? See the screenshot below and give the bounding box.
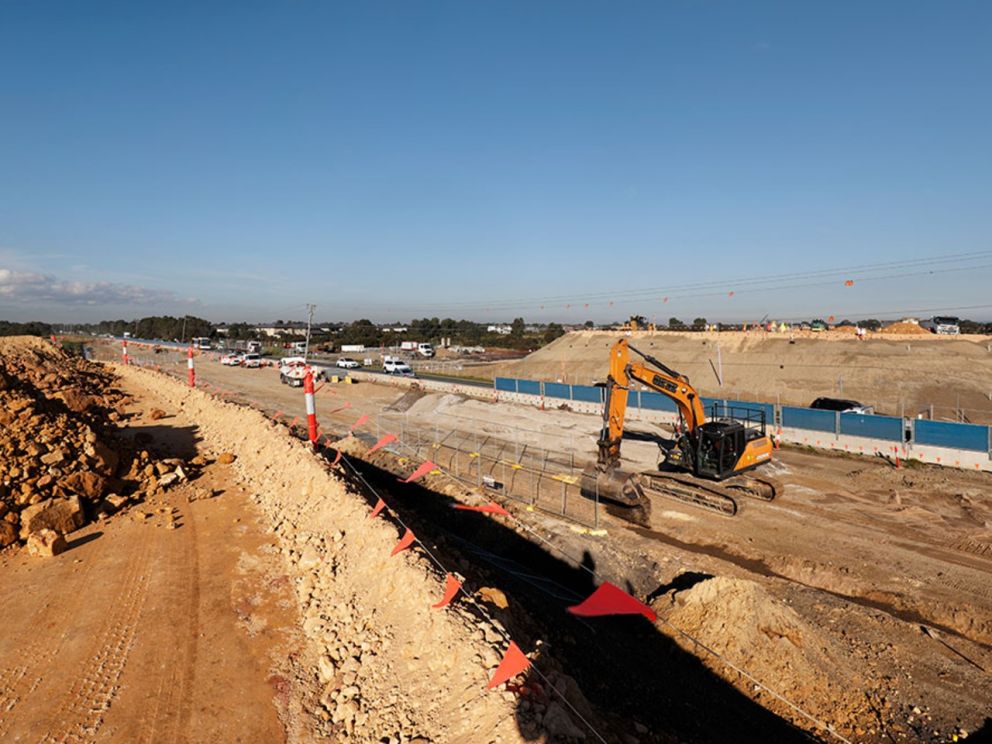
[581,338,776,517]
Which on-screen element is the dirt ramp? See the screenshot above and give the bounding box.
[115,364,529,743]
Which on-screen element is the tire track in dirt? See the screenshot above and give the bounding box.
[37,540,153,744]
[0,539,105,737]
[136,511,200,744]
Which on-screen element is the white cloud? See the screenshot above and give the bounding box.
[0,267,192,307]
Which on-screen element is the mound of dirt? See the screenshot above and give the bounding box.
[879,321,928,335]
[662,576,863,733]
[0,336,195,550]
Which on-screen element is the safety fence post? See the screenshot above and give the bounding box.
[122,339,129,365]
[304,368,319,446]
[187,345,195,387]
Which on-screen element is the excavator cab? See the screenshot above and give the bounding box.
[693,405,768,480]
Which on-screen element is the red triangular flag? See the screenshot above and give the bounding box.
[368,433,397,454]
[369,498,386,519]
[454,502,510,516]
[314,382,326,394]
[432,573,462,609]
[486,641,531,689]
[289,416,299,428]
[567,581,657,622]
[350,414,368,430]
[400,460,436,483]
[390,528,415,556]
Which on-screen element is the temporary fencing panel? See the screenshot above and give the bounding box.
[518,380,541,396]
[782,406,837,433]
[914,420,991,452]
[639,391,677,412]
[571,385,604,404]
[543,382,570,400]
[839,413,903,442]
[495,377,517,393]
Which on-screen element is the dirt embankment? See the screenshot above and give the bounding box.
[473,330,992,421]
[114,363,558,743]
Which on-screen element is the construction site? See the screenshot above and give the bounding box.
[1,331,989,743]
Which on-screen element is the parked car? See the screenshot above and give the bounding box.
[241,353,262,368]
[383,357,415,376]
[809,397,874,415]
[337,358,361,369]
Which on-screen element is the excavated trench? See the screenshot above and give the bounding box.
[328,446,815,743]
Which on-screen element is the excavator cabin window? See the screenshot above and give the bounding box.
[696,421,745,479]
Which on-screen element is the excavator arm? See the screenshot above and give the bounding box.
[597,338,706,469]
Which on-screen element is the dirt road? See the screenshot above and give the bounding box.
[0,382,301,743]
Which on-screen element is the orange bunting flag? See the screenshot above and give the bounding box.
[350,414,368,431]
[828,315,835,323]
[369,498,386,519]
[400,460,437,483]
[583,303,589,309]
[314,382,326,394]
[728,291,735,298]
[368,433,397,454]
[486,642,531,690]
[390,528,415,556]
[273,411,283,420]
[289,416,299,428]
[662,296,669,304]
[567,581,657,622]
[330,402,352,415]
[432,573,462,609]
[331,449,342,466]
[454,503,510,516]
[844,279,855,287]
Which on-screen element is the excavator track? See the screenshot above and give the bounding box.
[638,472,777,517]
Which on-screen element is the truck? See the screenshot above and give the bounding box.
[192,336,211,350]
[920,316,960,335]
[400,341,419,352]
[417,342,435,358]
[341,344,366,353]
[246,340,263,354]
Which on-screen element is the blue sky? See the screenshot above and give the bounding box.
[1,1,990,324]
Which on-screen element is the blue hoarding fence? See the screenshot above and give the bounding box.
[493,376,992,455]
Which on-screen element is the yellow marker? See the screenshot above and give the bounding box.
[429,469,442,476]
[469,452,480,458]
[510,464,523,470]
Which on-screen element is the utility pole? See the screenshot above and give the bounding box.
[304,304,316,362]
[181,316,187,344]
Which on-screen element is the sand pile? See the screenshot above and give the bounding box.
[880,321,928,335]
[662,576,863,733]
[0,337,182,549]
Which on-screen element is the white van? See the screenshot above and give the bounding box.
[417,342,435,358]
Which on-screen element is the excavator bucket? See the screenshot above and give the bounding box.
[580,465,652,525]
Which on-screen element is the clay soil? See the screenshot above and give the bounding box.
[91,341,992,742]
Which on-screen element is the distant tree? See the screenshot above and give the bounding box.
[584,320,594,329]
[510,317,525,338]
[859,318,882,331]
[668,317,684,329]
[543,323,565,343]
[692,317,707,330]
[0,320,53,337]
[629,315,647,328]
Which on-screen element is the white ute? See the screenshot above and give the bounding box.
[279,356,309,387]
[383,356,415,376]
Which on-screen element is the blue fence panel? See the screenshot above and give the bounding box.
[495,377,517,393]
[701,397,723,412]
[517,379,541,396]
[571,385,603,404]
[543,382,570,400]
[639,391,677,412]
[914,420,990,452]
[782,406,837,433]
[839,413,904,441]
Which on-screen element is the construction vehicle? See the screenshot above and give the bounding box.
[581,339,776,517]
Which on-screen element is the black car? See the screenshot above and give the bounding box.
[809,397,872,414]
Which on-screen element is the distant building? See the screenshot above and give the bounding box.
[487,324,512,335]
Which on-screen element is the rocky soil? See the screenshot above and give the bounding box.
[0,337,201,552]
